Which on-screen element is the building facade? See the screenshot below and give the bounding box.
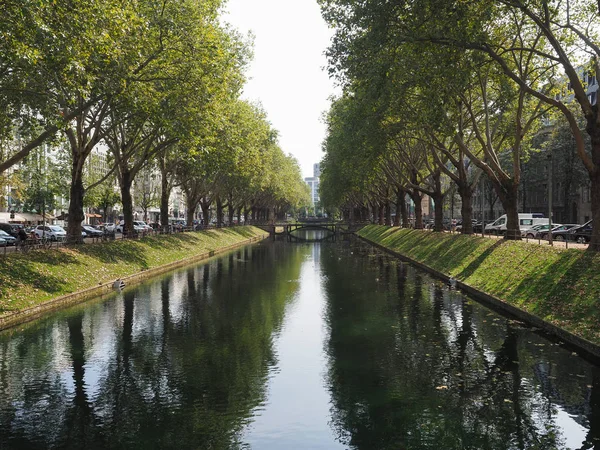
[304,163,320,205]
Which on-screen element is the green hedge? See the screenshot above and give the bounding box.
[0,227,267,314]
[359,225,600,345]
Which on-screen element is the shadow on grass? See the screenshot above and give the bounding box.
[363,227,497,275]
[73,240,150,269]
[0,251,81,308]
[140,233,200,251]
[457,240,505,279]
[510,251,600,322]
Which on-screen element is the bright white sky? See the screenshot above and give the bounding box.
[224,0,338,178]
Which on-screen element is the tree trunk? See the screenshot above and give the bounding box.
[396,190,408,228]
[458,184,474,234]
[201,200,210,226]
[378,204,385,225]
[159,169,170,233]
[384,201,391,226]
[67,154,86,243]
[216,196,223,227]
[410,191,423,229]
[394,193,401,227]
[228,203,234,225]
[185,196,196,229]
[120,169,134,237]
[433,193,444,232]
[494,180,521,240]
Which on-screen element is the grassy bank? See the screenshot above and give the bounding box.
[0,226,267,314]
[359,225,600,345]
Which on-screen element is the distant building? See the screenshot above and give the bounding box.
[304,163,320,205]
[313,163,321,178]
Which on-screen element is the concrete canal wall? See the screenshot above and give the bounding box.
[358,225,600,360]
[0,227,268,331]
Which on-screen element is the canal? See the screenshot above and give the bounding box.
[1,235,599,449]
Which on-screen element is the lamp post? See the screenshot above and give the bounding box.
[547,152,553,246]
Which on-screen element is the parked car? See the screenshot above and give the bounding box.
[0,223,21,238]
[34,225,66,241]
[0,236,6,247]
[471,221,484,233]
[569,220,592,243]
[0,230,17,246]
[522,223,561,239]
[541,224,579,241]
[116,223,145,234]
[133,221,153,231]
[82,225,103,237]
[455,219,478,232]
[102,223,116,233]
[485,214,546,234]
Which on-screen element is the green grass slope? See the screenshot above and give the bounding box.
[359,225,600,344]
[0,227,267,314]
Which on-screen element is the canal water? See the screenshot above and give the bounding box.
[1,234,599,449]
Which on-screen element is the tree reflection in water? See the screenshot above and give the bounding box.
[0,243,304,449]
[1,240,600,449]
[322,243,600,450]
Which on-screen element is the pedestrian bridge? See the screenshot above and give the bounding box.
[254,222,364,241]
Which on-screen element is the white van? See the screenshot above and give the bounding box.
[485,213,545,234]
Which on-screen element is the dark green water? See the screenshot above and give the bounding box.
[1,236,599,449]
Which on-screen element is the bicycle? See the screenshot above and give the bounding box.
[17,238,36,254]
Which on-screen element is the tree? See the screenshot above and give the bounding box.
[320,0,600,247]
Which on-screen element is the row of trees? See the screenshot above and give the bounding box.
[318,0,600,248]
[1,0,309,240]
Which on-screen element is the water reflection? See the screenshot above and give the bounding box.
[322,243,600,449]
[1,239,600,449]
[0,244,304,449]
[287,229,336,242]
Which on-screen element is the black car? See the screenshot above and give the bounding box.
[472,221,493,233]
[570,220,592,243]
[455,219,478,232]
[82,225,103,237]
[542,224,579,241]
[0,222,21,238]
